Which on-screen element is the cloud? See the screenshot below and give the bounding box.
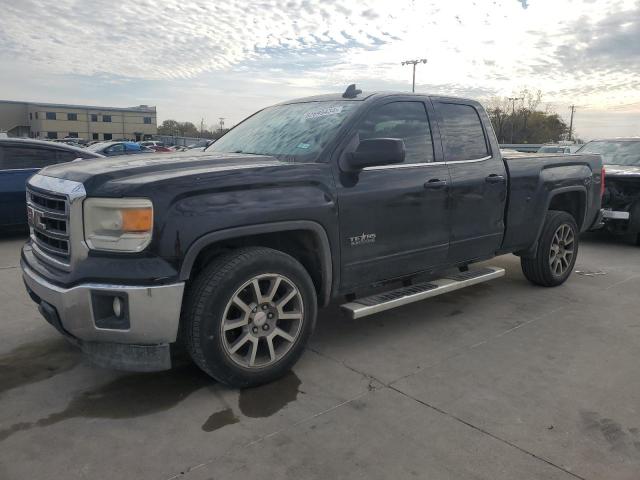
[551,2,640,74]
[0,0,638,139]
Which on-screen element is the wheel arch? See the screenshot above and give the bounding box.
[517,186,586,258]
[179,221,333,306]
[547,188,587,230]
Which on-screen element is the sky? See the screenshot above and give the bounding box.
[0,0,639,140]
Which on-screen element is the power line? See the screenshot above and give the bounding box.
[401,59,427,93]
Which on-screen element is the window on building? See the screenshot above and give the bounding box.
[103,115,112,123]
[47,132,58,139]
[103,133,113,140]
[35,112,39,119]
[67,113,78,121]
[143,117,152,124]
[91,114,98,122]
[46,112,57,120]
[68,132,79,138]
[0,146,60,169]
[356,101,434,164]
[92,133,99,140]
[29,113,33,120]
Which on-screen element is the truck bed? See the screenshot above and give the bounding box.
[501,152,602,254]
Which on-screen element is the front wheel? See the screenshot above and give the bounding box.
[521,210,579,287]
[181,247,317,387]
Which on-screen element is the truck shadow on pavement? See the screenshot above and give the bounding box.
[0,340,302,442]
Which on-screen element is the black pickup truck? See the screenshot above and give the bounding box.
[21,87,603,387]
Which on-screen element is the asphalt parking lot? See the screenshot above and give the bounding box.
[1,231,639,480]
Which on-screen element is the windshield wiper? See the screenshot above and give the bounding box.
[232,150,263,155]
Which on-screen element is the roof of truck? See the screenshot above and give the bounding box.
[279,90,481,107]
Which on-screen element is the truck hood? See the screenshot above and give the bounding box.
[40,151,285,185]
[605,164,640,178]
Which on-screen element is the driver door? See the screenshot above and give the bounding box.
[334,99,451,290]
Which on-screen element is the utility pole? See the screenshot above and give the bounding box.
[401,59,427,93]
[218,117,225,134]
[568,105,576,141]
[508,96,524,144]
[200,118,204,138]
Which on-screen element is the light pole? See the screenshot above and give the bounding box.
[401,59,427,93]
[508,96,524,144]
[568,105,576,141]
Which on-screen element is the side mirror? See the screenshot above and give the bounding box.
[341,138,405,172]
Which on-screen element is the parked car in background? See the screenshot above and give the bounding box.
[187,139,215,150]
[86,141,152,156]
[537,144,572,154]
[147,145,174,153]
[0,138,103,228]
[578,138,640,244]
[139,141,165,149]
[53,137,87,146]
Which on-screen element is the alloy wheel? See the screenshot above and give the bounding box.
[220,273,304,368]
[549,224,575,276]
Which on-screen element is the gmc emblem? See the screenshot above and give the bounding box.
[27,206,47,230]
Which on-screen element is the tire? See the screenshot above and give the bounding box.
[181,247,317,387]
[521,210,579,287]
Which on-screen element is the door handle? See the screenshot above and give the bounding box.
[424,178,447,189]
[485,174,506,184]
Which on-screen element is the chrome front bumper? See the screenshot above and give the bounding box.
[22,261,185,344]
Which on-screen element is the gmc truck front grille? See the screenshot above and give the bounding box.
[27,187,71,265]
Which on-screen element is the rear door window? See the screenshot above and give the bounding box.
[357,101,434,163]
[435,103,489,161]
[105,143,125,154]
[0,146,59,169]
[56,150,84,163]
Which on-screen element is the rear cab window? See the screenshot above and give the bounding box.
[435,102,490,161]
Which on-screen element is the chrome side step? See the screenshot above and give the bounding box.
[340,266,505,319]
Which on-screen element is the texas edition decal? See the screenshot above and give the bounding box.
[348,232,376,247]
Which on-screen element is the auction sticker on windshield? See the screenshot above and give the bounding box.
[303,105,344,120]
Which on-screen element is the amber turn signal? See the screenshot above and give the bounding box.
[121,208,153,232]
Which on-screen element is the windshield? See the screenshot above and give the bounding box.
[86,142,108,152]
[209,101,357,162]
[577,140,640,166]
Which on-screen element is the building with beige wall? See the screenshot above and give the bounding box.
[0,100,157,142]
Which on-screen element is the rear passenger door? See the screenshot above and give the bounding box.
[434,101,507,263]
[0,144,60,226]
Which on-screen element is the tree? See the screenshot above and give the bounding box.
[157,119,230,139]
[157,120,202,137]
[486,89,568,144]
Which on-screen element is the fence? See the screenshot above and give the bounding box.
[152,135,204,147]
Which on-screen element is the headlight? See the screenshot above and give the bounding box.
[83,198,153,252]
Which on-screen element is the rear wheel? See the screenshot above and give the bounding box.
[521,210,579,287]
[181,247,317,387]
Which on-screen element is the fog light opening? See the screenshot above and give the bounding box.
[113,296,123,318]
